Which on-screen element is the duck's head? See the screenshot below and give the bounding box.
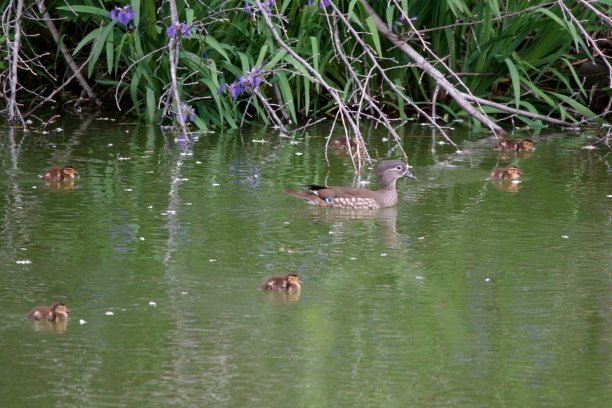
[376,161,417,185]
[519,139,535,151]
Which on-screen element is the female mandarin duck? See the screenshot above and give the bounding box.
[41,165,78,182]
[495,138,535,151]
[259,274,302,292]
[27,303,69,322]
[285,160,416,209]
[489,165,522,180]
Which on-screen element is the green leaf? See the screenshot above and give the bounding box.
[310,36,319,73]
[185,8,194,25]
[88,22,115,77]
[504,57,521,108]
[205,36,231,63]
[365,16,382,57]
[550,92,600,122]
[105,39,113,74]
[57,5,110,19]
[145,87,156,123]
[561,57,586,97]
[132,0,140,27]
[263,49,286,71]
[73,27,101,56]
[256,44,268,67]
[277,72,297,123]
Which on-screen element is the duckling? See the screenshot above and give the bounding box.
[517,139,535,151]
[26,303,69,322]
[259,273,302,292]
[495,138,535,151]
[41,165,78,182]
[330,137,358,150]
[489,165,522,180]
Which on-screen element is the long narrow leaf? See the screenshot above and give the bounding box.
[504,57,521,108]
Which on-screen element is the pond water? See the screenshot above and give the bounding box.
[0,118,610,408]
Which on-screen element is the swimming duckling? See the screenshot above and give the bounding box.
[489,165,522,180]
[330,137,358,150]
[41,165,78,182]
[259,274,302,292]
[495,138,535,151]
[26,303,69,322]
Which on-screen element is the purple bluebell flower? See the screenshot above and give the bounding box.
[244,1,252,16]
[166,22,191,38]
[217,83,225,95]
[110,5,135,25]
[180,23,192,37]
[228,81,244,99]
[320,0,331,9]
[246,67,262,90]
[308,0,312,6]
[176,103,196,123]
[166,24,177,38]
[399,14,417,25]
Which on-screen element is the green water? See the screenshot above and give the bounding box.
[0,120,610,408]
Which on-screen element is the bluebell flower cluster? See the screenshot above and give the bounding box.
[176,103,196,123]
[244,0,276,16]
[219,67,263,100]
[399,14,417,25]
[110,5,135,25]
[167,22,192,38]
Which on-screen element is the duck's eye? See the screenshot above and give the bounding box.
[396,165,403,170]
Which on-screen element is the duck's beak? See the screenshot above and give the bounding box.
[403,169,417,180]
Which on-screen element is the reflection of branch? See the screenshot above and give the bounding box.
[34,0,100,106]
[360,0,505,136]
[4,0,25,124]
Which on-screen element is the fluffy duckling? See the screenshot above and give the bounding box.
[489,165,522,180]
[330,137,358,150]
[259,273,302,292]
[41,165,78,182]
[495,138,535,151]
[27,303,69,322]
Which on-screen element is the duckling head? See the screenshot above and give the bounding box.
[51,303,69,319]
[62,166,78,179]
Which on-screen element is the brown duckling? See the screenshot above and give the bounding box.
[27,303,69,322]
[495,138,535,151]
[330,137,358,150]
[259,273,302,292]
[489,165,522,180]
[41,165,78,182]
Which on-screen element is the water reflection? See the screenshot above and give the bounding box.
[43,180,77,192]
[30,320,68,333]
[313,206,404,248]
[0,124,610,408]
[490,180,522,193]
